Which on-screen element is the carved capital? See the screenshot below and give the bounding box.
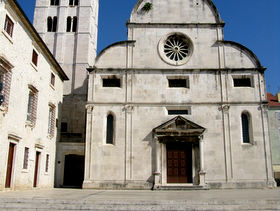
[85,105,94,114]
[124,105,134,113]
[219,104,230,113]
[259,103,268,112]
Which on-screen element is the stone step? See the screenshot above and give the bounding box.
[156,185,209,190]
[0,198,279,211]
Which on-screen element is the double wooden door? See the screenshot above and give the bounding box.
[167,142,192,183]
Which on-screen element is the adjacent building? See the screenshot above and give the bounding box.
[267,92,280,185]
[33,0,99,187]
[0,0,67,190]
[84,0,275,189]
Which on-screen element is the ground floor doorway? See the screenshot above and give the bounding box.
[166,142,193,183]
[63,154,85,187]
[5,143,15,188]
[33,151,41,187]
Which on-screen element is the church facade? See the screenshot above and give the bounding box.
[84,0,275,189]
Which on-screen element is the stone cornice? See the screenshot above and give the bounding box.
[127,22,225,28]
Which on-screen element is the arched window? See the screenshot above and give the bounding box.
[241,112,251,143]
[53,16,57,32]
[72,16,77,32]
[69,0,74,5]
[66,17,72,32]
[74,0,79,5]
[47,17,52,32]
[50,0,59,5]
[47,17,57,32]
[106,114,114,144]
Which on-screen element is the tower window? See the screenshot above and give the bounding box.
[106,114,114,145]
[66,17,78,32]
[72,16,77,32]
[69,0,79,6]
[66,17,71,32]
[47,16,57,32]
[50,0,59,6]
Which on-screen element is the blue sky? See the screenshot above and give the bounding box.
[18,0,280,94]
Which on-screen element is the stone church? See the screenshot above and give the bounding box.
[84,0,275,189]
[33,0,275,189]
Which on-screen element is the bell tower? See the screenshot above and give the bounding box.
[33,0,99,187]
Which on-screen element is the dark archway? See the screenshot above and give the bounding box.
[63,154,85,187]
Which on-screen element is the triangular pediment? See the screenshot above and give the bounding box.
[153,116,205,139]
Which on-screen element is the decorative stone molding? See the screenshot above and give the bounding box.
[124,105,134,113]
[219,104,230,113]
[85,105,94,114]
[258,103,268,112]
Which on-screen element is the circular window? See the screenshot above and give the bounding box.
[158,33,193,66]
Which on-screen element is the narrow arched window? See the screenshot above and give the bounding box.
[72,16,77,32]
[241,113,251,143]
[106,114,114,144]
[55,0,59,5]
[53,16,57,32]
[69,0,74,5]
[66,17,71,32]
[47,17,52,32]
[50,0,55,5]
[74,0,79,5]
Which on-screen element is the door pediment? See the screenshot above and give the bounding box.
[153,116,205,142]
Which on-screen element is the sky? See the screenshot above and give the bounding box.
[17,0,280,95]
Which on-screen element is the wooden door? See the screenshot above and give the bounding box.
[5,143,15,188]
[167,143,192,183]
[33,151,40,187]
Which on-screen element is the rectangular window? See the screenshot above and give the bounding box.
[4,15,14,37]
[168,78,189,88]
[50,73,55,86]
[32,50,38,66]
[26,86,38,126]
[48,104,56,137]
[23,147,29,169]
[103,78,121,87]
[61,122,68,133]
[168,110,189,115]
[0,65,12,107]
[232,76,253,87]
[45,154,49,173]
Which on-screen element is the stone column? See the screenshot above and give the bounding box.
[83,105,94,185]
[153,137,161,188]
[199,135,206,186]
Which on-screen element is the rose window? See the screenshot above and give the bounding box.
[158,33,193,66]
[164,35,190,62]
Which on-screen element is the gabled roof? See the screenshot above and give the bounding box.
[153,116,205,138]
[267,92,280,108]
